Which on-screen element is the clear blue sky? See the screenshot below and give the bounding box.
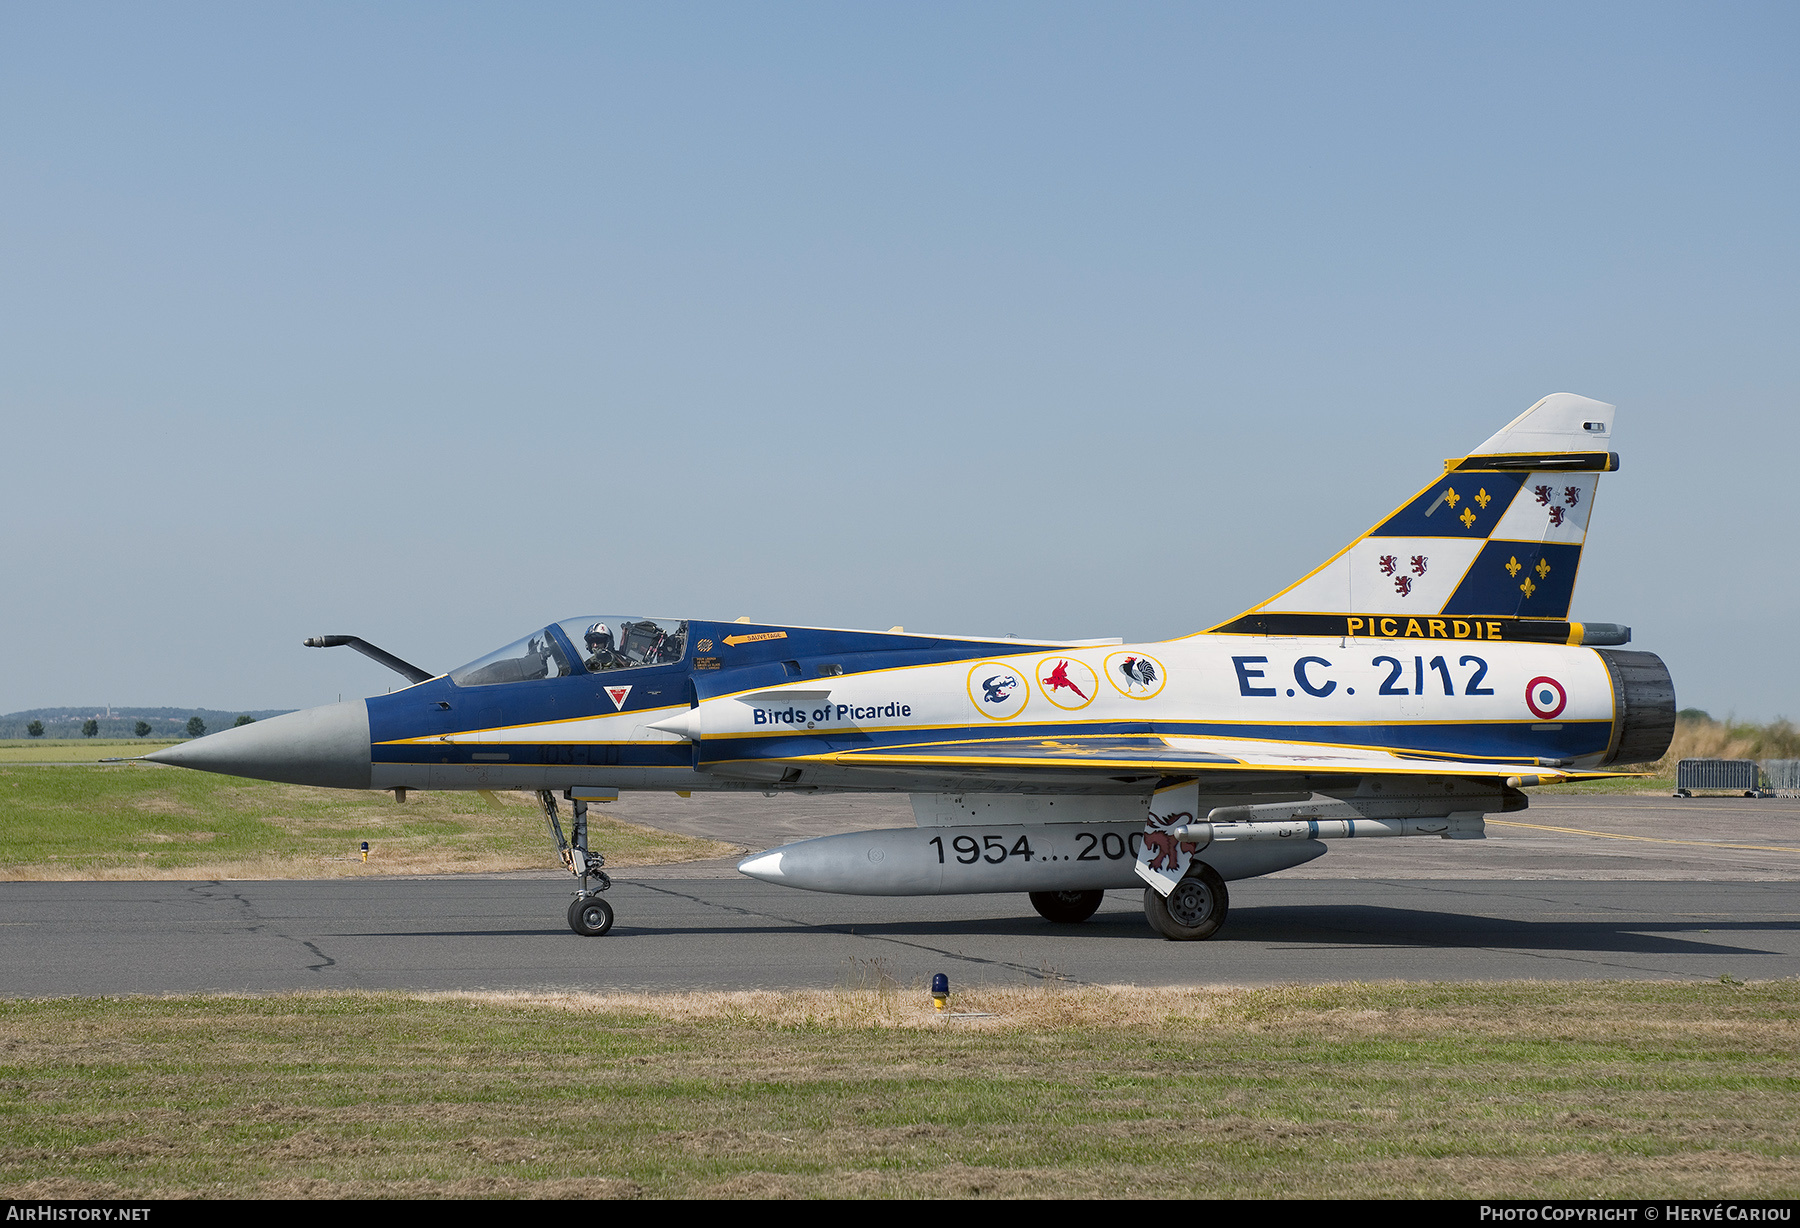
[3,2,1795,719]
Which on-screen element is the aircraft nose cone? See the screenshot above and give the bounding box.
[144,700,372,789]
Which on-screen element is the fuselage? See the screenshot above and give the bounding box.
[354,618,1630,797]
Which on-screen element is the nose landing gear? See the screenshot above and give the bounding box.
[568,894,614,936]
[539,789,615,936]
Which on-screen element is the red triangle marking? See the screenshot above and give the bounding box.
[606,685,632,710]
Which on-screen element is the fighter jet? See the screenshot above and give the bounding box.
[146,393,1674,939]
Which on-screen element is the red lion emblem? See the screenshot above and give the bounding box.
[1142,831,1200,871]
[1143,810,1199,871]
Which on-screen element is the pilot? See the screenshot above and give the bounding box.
[583,622,624,673]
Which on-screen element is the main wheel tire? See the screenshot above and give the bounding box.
[568,895,614,937]
[1143,864,1229,941]
[1029,889,1105,924]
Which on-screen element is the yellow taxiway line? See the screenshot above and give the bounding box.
[1489,819,1800,855]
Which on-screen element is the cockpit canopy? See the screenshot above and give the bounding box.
[449,617,688,687]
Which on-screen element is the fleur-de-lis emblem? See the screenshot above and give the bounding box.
[1505,556,1522,577]
[1474,488,1491,509]
[1460,507,1477,528]
[1442,487,1460,507]
[1520,576,1537,598]
[1535,558,1551,579]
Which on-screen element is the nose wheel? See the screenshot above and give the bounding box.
[539,789,616,937]
[568,895,614,936]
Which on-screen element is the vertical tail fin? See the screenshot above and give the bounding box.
[1208,393,1619,644]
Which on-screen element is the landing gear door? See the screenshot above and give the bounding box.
[1135,779,1202,897]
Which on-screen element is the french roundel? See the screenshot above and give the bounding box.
[1525,675,1567,720]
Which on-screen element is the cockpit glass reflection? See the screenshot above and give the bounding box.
[449,617,688,687]
[448,632,574,687]
[555,617,687,672]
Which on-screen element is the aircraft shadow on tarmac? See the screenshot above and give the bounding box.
[1208,905,1786,956]
[343,904,1791,956]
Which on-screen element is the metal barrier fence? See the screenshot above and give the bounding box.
[1762,759,1800,798]
[1675,758,1763,796]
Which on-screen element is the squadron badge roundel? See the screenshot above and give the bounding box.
[1036,657,1098,711]
[967,661,1030,720]
[1105,651,1167,700]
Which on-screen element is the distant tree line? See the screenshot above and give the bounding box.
[2,708,290,739]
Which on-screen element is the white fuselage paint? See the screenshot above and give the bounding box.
[690,635,1611,746]
[368,635,1616,796]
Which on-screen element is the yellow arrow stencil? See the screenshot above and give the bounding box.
[723,631,789,647]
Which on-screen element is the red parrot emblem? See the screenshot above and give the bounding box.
[1041,659,1089,701]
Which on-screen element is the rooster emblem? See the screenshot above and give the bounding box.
[1117,656,1157,691]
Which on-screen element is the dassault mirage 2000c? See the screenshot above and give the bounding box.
[146,393,1675,939]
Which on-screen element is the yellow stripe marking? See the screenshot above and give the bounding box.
[812,750,1564,779]
[1490,819,1800,855]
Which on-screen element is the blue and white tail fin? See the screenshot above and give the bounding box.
[1208,393,1623,646]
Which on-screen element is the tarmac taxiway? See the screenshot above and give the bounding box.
[1,794,1795,996]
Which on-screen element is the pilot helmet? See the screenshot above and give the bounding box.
[585,622,613,651]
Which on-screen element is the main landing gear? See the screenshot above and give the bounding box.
[1143,863,1229,941]
[1029,890,1105,924]
[539,789,614,936]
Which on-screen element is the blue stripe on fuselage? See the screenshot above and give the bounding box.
[365,620,1075,752]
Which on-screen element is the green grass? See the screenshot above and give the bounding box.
[0,739,177,764]
[0,980,1794,1198]
[0,765,734,878]
[1537,773,1675,795]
